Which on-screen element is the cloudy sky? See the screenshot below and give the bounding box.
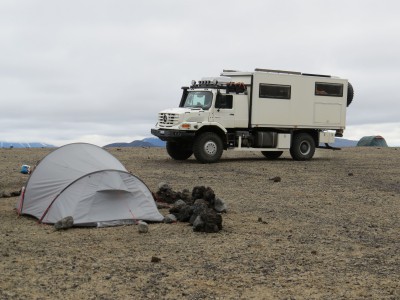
[1,0,399,146]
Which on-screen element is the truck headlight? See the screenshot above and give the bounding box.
[181,123,191,129]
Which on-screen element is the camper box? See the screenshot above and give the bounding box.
[221,70,348,130]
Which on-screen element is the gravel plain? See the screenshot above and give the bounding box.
[0,146,399,299]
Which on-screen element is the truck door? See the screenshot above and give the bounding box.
[213,93,235,128]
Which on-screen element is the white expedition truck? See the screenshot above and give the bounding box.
[151,68,354,163]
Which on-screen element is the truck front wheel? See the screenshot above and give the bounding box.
[166,141,193,160]
[290,133,315,161]
[193,132,223,163]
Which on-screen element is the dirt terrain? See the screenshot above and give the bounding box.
[1,146,399,299]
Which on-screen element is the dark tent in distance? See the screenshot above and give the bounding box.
[356,136,388,147]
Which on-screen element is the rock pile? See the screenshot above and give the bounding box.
[154,183,227,233]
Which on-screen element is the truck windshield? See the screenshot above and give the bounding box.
[183,91,213,110]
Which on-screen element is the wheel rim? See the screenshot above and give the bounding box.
[299,141,311,155]
[204,141,217,156]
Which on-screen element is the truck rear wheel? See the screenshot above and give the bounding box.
[261,151,283,159]
[166,141,193,160]
[193,132,223,163]
[290,133,315,161]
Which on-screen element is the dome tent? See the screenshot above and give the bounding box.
[356,136,388,147]
[16,143,163,227]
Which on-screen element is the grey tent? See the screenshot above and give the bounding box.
[357,136,388,147]
[16,143,164,227]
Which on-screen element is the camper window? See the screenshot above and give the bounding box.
[315,82,343,97]
[259,84,291,99]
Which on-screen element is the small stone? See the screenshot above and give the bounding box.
[173,199,186,209]
[193,215,204,232]
[151,256,161,263]
[158,182,170,190]
[137,221,149,233]
[164,214,177,224]
[2,191,11,198]
[269,176,281,182]
[214,197,228,213]
[257,217,268,224]
[348,172,354,176]
[54,216,74,230]
[156,202,170,209]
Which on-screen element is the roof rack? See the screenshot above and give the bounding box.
[255,68,331,78]
[255,68,301,75]
[301,73,331,78]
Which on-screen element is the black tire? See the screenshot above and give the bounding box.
[166,141,193,160]
[347,82,354,107]
[290,133,316,161]
[261,151,283,159]
[193,132,223,163]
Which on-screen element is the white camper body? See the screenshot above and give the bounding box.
[151,68,354,163]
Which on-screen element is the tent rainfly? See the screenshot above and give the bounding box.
[356,136,388,147]
[16,143,164,227]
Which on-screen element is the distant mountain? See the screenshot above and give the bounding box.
[332,138,358,147]
[0,141,55,148]
[104,137,165,148]
[142,137,166,147]
[105,137,356,148]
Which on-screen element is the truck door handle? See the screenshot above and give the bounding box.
[230,114,234,116]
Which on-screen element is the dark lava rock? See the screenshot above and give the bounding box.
[171,204,193,222]
[203,187,216,204]
[176,189,192,204]
[10,190,21,197]
[192,186,206,201]
[155,182,179,204]
[189,199,209,225]
[192,186,216,206]
[192,216,204,231]
[193,208,222,233]
[1,191,11,198]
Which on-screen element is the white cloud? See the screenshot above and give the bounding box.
[0,0,399,146]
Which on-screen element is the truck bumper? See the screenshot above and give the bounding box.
[151,128,196,141]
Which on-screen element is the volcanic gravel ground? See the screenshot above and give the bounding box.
[0,147,399,299]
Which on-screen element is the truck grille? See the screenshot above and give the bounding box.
[158,113,179,127]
